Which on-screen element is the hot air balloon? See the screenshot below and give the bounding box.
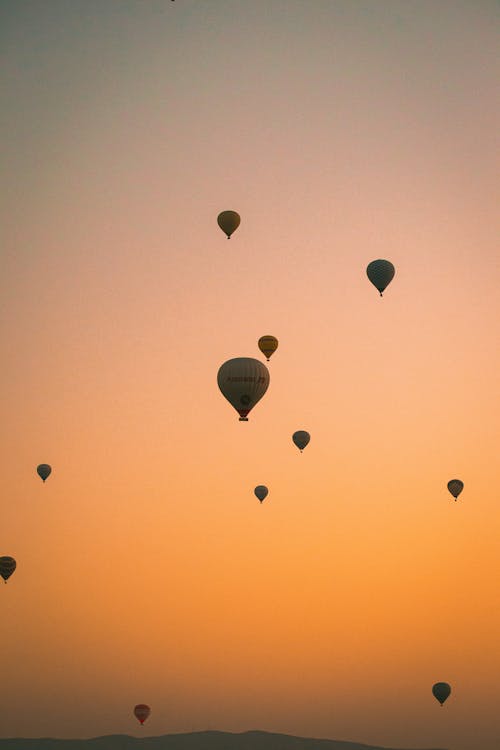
[217,358,270,421]
[254,485,268,503]
[0,557,16,583]
[134,704,151,725]
[258,335,278,362]
[37,464,52,482]
[217,210,240,239]
[447,479,463,500]
[292,431,310,452]
[366,259,395,296]
[432,682,451,705]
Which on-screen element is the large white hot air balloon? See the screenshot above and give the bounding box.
[217,358,270,421]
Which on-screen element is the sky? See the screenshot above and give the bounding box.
[1,1,499,749]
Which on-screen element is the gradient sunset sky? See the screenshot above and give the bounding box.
[1,2,499,749]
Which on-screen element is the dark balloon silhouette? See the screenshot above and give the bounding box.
[217,210,240,238]
[366,259,395,296]
[447,479,464,500]
[258,335,278,361]
[432,682,451,705]
[37,464,52,482]
[134,704,151,725]
[0,556,16,583]
[217,357,270,421]
[254,485,268,503]
[292,430,310,452]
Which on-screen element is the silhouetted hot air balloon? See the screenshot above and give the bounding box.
[258,335,278,361]
[0,557,16,583]
[292,431,310,452]
[37,464,52,482]
[134,704,151,725]
[254,485,268,503]
[447,479,464,500]
[217,358,270,421]
[432,682,451,705]
[366,259,395,296]
[217,210,240,239]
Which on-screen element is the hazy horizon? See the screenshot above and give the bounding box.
[0,729,448,750]
[1,2,498,750]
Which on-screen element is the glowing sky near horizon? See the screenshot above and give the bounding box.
[1,2,499,749]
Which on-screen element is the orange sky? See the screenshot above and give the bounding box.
[1,2,499,749]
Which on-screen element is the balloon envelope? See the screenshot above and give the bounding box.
[37,464,52,482]
[0,556,16,583]
[134,704,151,724]
[432,682,451,705]
[292,430,310,452]
[254,485,268,503]
[447,479,464,499]
[258,335,278,361]
[217,210,240,238]
[217,358,270,421]
[366,259,395,296]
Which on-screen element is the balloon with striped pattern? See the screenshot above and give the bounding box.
[217,357,270,421]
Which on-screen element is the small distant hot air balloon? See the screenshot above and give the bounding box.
[366,260,395,296]
[0,556,16,584]
[292,431,310,452]
[447,479,464,500]
[254,485,268,503]
[258,336,278,362]
[217,210,240,239]
[134,704,151,725]
[432,682,451,705]
[37,464,52,482]
[217,357,270,421]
